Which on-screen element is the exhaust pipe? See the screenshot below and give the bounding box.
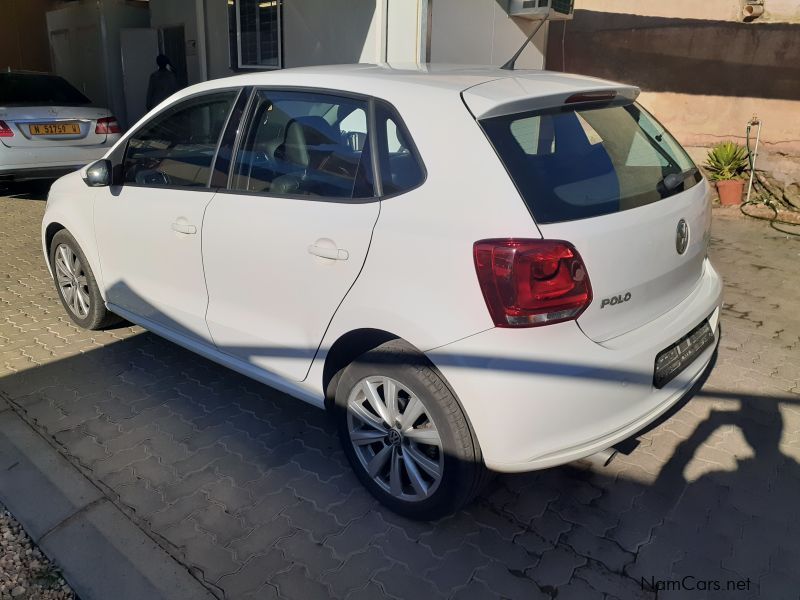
[582,447,618,468]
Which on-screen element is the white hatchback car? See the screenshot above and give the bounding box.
[1,71,121,182]
[42,65,722,519]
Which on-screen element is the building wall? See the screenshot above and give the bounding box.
[46,3,108,105]
[430,0,548,68]
[46,1,149,126]
[204,0,547,80]
[386,0,423,63]
[546,0,800,174]
[101,2,152,126]
[205,0,234,80]
[149,0,203,84]
[0,0,60,72]
[204,0,385,80]
[567,0,800,22]
[283,0,381,67]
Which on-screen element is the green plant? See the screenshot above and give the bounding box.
[705,141,749,181]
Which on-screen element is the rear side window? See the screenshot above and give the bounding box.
[0,74,91,106]
[123,91,238,188]
[375,103,425,196]
[231,90,374,199]
[480,103,699,224]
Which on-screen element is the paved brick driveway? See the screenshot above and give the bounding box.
[1,190,799,600]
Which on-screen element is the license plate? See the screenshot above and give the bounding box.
[29,123,81,136]
[653,320,714,388]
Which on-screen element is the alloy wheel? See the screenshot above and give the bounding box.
[54,243,90,319]
[346,376,444,502]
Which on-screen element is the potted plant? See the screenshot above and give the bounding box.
[705,141,749,206]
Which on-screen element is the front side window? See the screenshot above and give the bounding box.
[229,0,281,70]
[123,91,238,188]
[480,102,699,224]
[231,90,374,199]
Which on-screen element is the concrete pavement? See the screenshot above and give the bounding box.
[1,194,798,599]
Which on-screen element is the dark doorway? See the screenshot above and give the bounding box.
[159,25,188,88]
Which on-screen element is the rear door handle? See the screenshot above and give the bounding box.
[172,222,197,235]
[308,244,349,261]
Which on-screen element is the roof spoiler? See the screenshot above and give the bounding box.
[463,82,640,120]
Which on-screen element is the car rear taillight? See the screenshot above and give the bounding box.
[474,239,592,327]
[95,116,120,135]
[0,121,14,138]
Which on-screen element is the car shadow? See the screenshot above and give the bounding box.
[1,284,798,598]
[0,179,55,201]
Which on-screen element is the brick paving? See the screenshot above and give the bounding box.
[1,191,799,600]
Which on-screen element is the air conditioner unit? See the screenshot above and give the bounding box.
[508,0,575,20]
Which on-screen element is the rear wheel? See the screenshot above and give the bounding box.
[50,229,119,330]
[334,340,488,520]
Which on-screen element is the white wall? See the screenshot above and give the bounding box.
[283,0,381,66]
[204,0,383,79]
[386,0,425,63]
[200,0,551,81]
[101,3,152,126]
[429,0,547,68]
[46,4,106,104]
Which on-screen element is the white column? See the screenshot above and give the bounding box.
[385,0,425,64]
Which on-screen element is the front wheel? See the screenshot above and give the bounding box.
[49,229,119,330]
[334,340,489,520]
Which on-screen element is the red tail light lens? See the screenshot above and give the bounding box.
[95,116,120,135]
[474,239,592,327]
[0,121,14,138]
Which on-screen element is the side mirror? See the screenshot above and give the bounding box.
[83,159,112,187]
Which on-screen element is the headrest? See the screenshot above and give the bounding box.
[281,116,342,168]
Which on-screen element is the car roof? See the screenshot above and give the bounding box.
[187,63,635,108]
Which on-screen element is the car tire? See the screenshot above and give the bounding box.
[334,340,489,520]
[49,229,119,330]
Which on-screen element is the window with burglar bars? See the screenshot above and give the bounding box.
[228,0,282,70]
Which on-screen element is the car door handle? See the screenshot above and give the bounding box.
[308,244,349,261]
[171,222,197,235]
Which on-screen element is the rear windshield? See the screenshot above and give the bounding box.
[0,74,91,106]
[480,102,700,224]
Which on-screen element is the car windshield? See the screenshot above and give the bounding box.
[0,73,91,106]
[479,102,700,224]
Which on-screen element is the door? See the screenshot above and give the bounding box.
[203,89,380,381]
[94,90,240,342]
[159,26,188,88]
[121,28,159,126]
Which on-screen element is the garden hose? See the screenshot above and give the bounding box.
[739,120,800,237]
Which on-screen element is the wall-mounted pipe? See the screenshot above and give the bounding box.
[746,116,762,205]
[743,0,765,21]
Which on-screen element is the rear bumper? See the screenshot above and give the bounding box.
[0,141,116,180]
[427,258,723,473]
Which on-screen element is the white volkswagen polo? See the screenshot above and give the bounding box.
[42,64,722,519]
